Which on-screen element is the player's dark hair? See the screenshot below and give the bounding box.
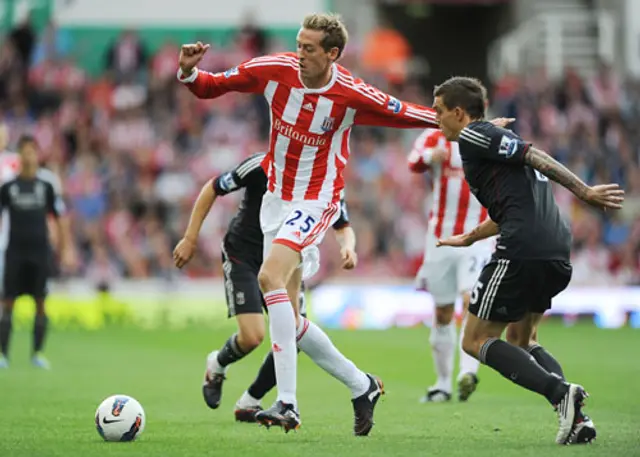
[16,134,37,153]
[302,13,348,60]
[433,77,487,120]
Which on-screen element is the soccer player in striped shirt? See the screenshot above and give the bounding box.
[409,128,492,403]
[177,13,440,432]
[173,153,378,436]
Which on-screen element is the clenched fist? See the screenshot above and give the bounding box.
[179,41,211,75]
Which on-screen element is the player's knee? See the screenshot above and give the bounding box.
[239,332,264,351]
[434,305,454,325]
[461,333,481,359]
[257,266,283,293]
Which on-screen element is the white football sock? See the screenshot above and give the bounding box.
[458,315,480,380]
[296,317,370,398]
[236,391,261,409]
[429,321,456,393]
[264,289,297,408]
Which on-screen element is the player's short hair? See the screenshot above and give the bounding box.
[16,134,37,153]
[433,77,487,120]
[302,13,348,59]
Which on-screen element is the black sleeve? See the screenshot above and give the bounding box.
[458,123,529,164]
[0,184,7,210]
[332,198,350,230]
[212,153,265,196]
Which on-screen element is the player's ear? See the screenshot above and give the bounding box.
[328,47,340,62]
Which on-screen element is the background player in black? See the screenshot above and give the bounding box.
[431,77,624,445]
[174,153,382,436]
[0,135,74,369]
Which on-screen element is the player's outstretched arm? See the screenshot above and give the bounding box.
[174,180,217,269]
[333,226,357,270]
[177,42,265,98]
[437,218,499,248]
[524,147,625,210]
[344,75,438,129]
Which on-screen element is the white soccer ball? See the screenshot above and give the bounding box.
[95,395,145,442]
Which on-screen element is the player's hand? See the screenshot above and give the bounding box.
[179,41,210,75]
[431,147,449,164]
[436,234,473,248]
[489,117,516,128]
[60,248,78,272]
[584,184,625,210]
[173,238,196,269]
[340,247,358,270]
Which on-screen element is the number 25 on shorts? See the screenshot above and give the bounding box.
[285,210,317,234]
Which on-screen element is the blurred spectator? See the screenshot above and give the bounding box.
[30,21,73,67]
[8,13,36,69]
[105,30,148,83]
[361,16,411,87]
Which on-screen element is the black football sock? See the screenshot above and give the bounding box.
[247,351,276,400]
[33,315,49,354]
[479,338,567,405]
[216,334,248,368]
[527,344,565,380]
[247,348,301,400]
[0,312,13,357]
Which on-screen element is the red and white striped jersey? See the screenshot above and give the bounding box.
[0,150,20,184]
[179,52,438,203]
[408,128,488,239]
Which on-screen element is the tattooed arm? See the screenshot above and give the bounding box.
[523,146,625,210]
[523,147,590,200]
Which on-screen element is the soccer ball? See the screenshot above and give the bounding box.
[95,395,145,442]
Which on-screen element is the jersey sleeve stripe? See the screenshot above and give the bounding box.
[236,156,265,178]
[245,61,299,71]
[460,130,490,148]
[405,107,437,123]
[462,128,492,143]
[249,55,298,65]
[336,76,386,105]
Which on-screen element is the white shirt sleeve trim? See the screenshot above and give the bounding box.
[177,67,199,83]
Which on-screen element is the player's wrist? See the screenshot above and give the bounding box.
[464,232,477,245]
[183,235,198,245]
[177,67,198,83]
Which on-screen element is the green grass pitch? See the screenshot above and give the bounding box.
[0,320,638,456]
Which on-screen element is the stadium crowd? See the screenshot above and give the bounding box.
[0,18,638,286]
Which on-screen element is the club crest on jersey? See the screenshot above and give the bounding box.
[223,67,239,78]
[387,97,403,114]
[499,135,518,158]
[320,116,335,132]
